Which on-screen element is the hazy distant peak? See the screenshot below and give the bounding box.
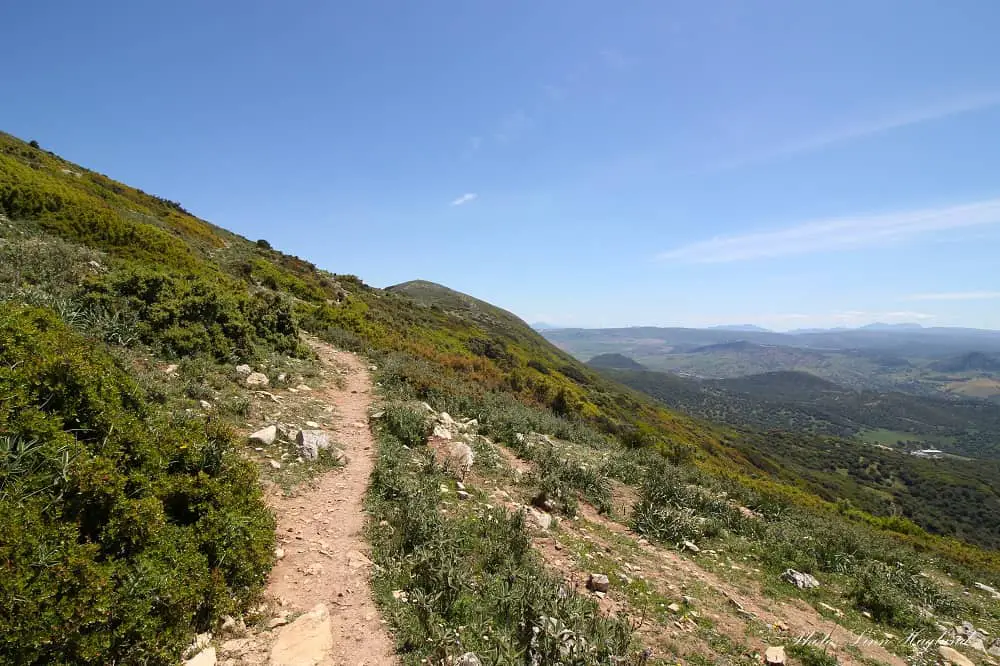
[708,324,772,332]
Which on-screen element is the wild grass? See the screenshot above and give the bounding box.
[367,411,641,665]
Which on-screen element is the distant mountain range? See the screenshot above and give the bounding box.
[544,324,1000,400]
[708,324,773,332]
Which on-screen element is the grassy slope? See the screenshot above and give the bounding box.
[3,130,1000,634]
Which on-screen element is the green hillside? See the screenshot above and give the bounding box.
[4,130,1000,663]
[601,366,1000,460]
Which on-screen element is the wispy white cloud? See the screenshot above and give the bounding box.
[713,92,1000,170]
[450,193,478,207]
[905,291,1000,301]
[657,198,1000,263]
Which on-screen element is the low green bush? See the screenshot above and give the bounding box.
[0,304,275,665]
[379,403,431,449]
[82,264,301,360]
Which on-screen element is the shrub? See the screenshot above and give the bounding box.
[849,562,921,628]
[0,304,275,665]
[82,264,300,360]
[379,404,431,448]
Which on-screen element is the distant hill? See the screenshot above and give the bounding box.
[599,366,1000,460]
[861,322,925,331]
[543,324,1000,396]
[931,352,1000,373]
[715,370,843,401]
[689,340,762,354]
[587,353,645,370]
[708,324,772,332]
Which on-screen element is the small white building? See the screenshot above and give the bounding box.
[911,449,943,459]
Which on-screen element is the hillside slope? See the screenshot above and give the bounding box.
[4,131,1000,664]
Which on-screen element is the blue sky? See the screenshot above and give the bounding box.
[4,1,1000,330]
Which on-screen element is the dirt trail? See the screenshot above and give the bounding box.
[233,340,395,666]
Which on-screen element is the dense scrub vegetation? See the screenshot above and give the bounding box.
[0,305,273,665]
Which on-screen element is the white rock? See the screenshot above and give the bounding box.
[939,645,975,666]
[185,647,216,666]
[296,430,330,460]
[199,400,212,410]
[587,573,610,593]
[782,569,820,589]
[245,372,269,388]
[682,540,700,553]
[235,364,252,376]
[295,384,312,391]
[432,424,452,440]
[164,364,179,375]
[438,412,455,425]
[764,646,786,665]
[420,402,435,412]
[455,652,481,666]
[305,421,320,428]
[249,425,277,446]
[269,604,332,666]
[446,442,474,479]
[274,547,285,559]
[269,460,281,470]
[190,632,212,654]
[526,507,552,530]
